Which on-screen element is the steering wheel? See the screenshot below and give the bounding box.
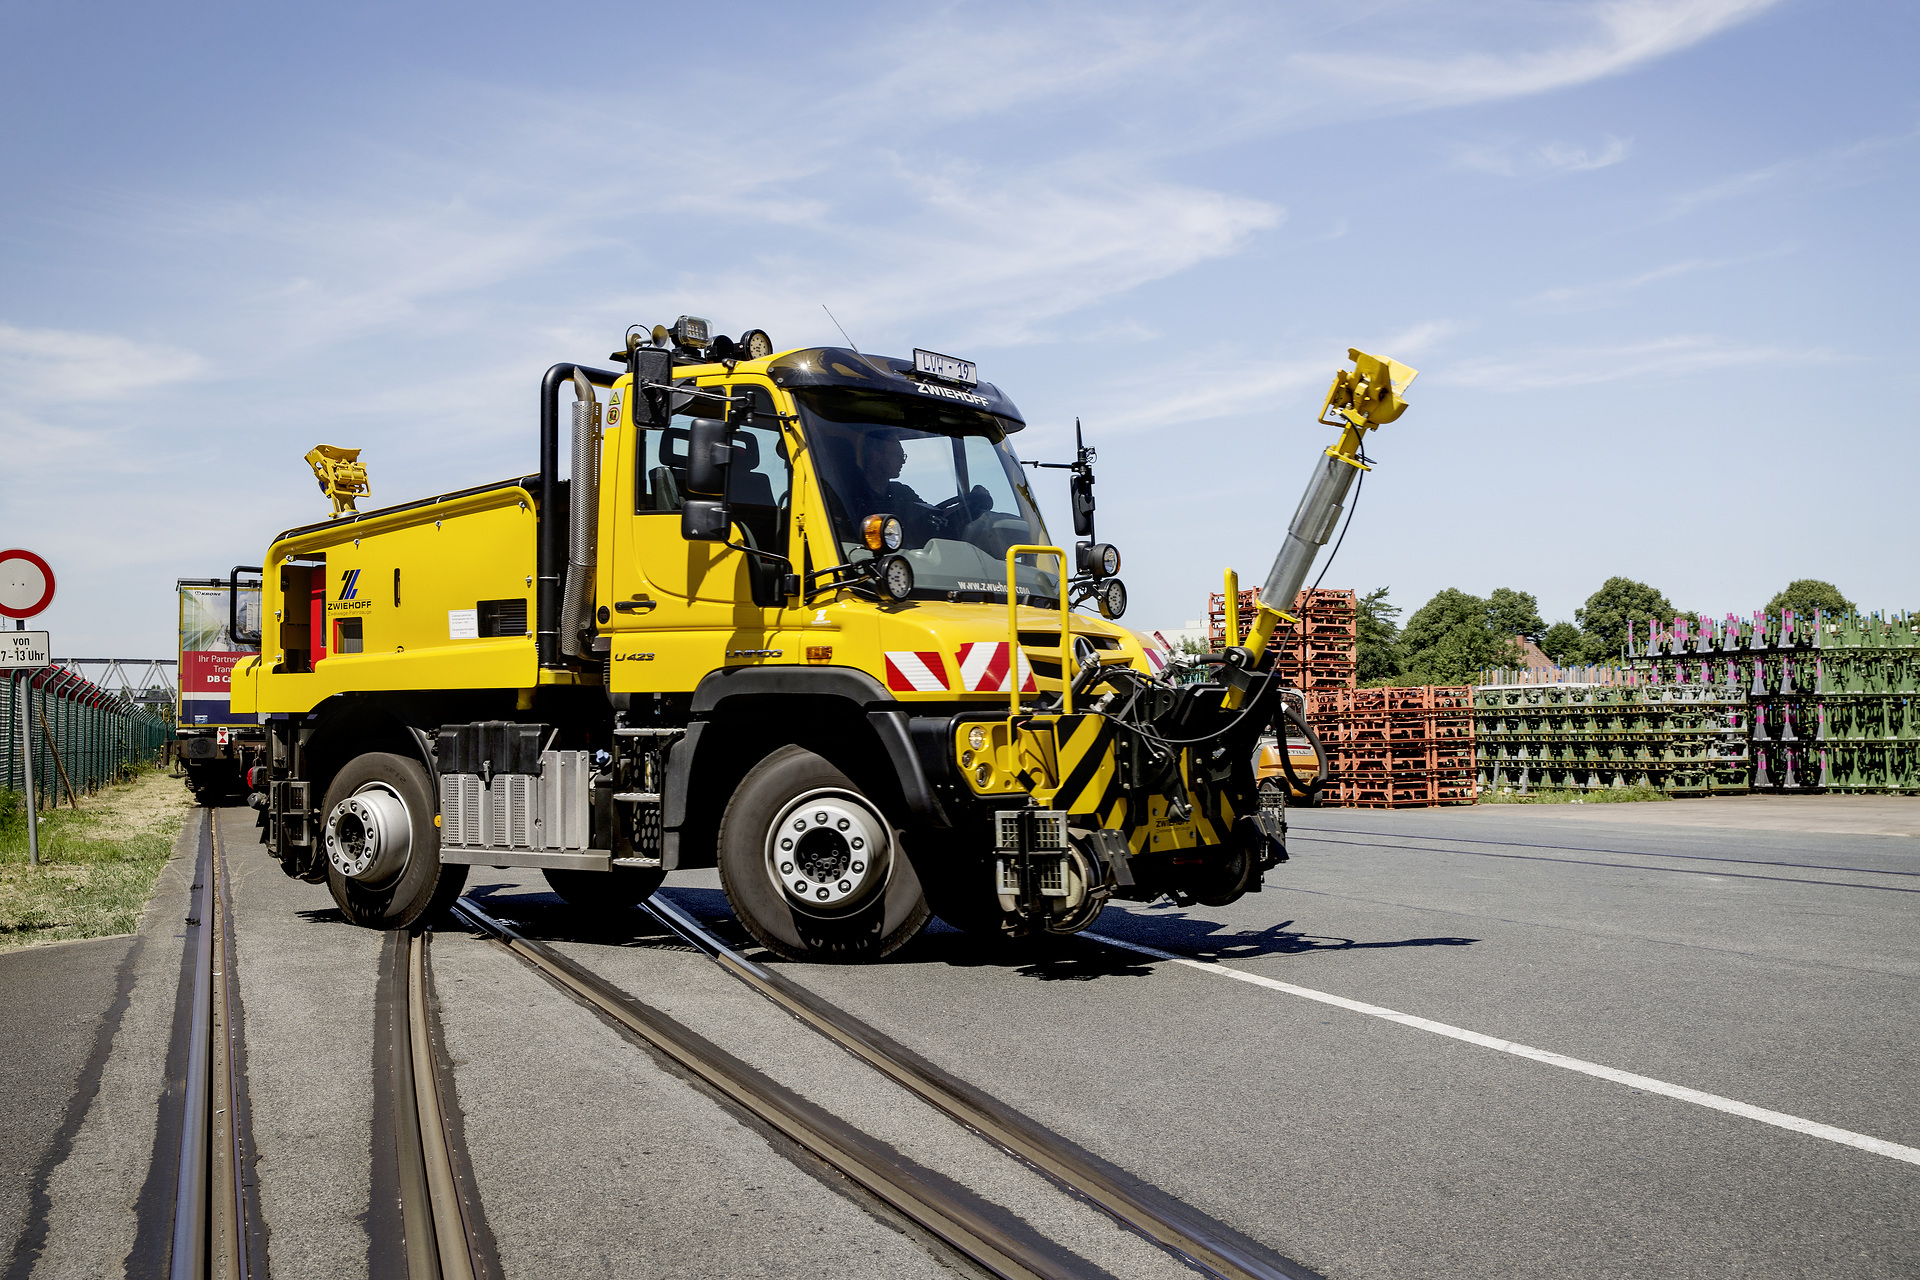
[930,486,992,533]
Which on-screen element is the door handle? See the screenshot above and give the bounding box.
[613,598,657,614]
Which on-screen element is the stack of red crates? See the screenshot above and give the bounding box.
[1208,588,1357,692]
[1305,686,1476,808]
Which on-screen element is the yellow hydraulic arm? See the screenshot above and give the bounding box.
[1226,349,1416,706]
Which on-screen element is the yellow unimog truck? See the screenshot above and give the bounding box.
[231,321,1410,961]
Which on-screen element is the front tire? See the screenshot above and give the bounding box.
[321,752,466,929]
[717,745,930,962]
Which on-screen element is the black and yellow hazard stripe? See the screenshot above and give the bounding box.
[1044,714,1117,815]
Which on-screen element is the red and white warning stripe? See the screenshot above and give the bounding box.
[956,641,1036,693]
[1140,645,1168,675]
[884,650,950,693]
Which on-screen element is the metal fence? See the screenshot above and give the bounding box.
[2,665,174,811]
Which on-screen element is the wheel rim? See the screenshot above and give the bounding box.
[324,782,413,885]
[763,787,892,916]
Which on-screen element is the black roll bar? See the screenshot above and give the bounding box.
[229,567,263,647]
[538,363,620,668]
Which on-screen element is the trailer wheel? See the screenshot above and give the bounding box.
[321,752,466,929]
[542,866,666,914]
[716,745,930,962]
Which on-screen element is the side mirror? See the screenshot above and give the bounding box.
[682,498,731,542]
[685,417,733,497]
[683,418,733,542]
[1070,472,1095,538]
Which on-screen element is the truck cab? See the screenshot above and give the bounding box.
[232,322,1304,961]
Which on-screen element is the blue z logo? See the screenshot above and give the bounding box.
[340,569,360,600]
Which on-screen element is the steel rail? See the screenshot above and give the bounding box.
[169,810,257,1280]
[635,895,1319,1280]
[450,896,1070,1280]
[167,815,214,1280]
[388,928,486,1280]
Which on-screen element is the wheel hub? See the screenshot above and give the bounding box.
[764,789,890,914]
[325,784,412,883]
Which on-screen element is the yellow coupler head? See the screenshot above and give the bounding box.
[305,444,370,518]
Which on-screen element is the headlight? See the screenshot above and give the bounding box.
[741,329,773,359]
[968,725,987,750]
[1098,578,1128,620]
[861,514,904,552]
[881,554,915,601]
[1076,541,1121,578]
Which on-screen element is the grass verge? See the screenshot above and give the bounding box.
[0,765,196,951]
[1481,785,1674,805]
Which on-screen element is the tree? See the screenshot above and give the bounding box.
[1356,587,1404,683]
[1765,579,1853,619]
[1400,588,1524,685]
[1487,587,1545,643]
[1539,621,1583,665]
[1574,577,1675,663]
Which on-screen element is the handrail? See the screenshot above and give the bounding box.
[1002,545,1072,716]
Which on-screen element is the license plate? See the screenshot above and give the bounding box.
[913,348,977,385]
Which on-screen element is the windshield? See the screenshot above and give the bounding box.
[795,387,1058,606]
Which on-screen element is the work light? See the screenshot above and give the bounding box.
[862,515,904,552]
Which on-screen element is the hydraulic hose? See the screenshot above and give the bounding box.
[1274,701,1330,803]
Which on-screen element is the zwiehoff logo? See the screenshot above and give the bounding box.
[327,568,372,612]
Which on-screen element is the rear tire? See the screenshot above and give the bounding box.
[717,745,930,962]
[322,752,466,929]
[542,866,666,914]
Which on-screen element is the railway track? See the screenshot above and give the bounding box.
[164,808,493,1279]
[452,891,1319,1280]
[375,927,496,1280]
[166,809,263,1280]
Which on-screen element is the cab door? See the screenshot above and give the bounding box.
[602,376,794,687]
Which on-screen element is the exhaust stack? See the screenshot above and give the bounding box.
[559,369,600,658]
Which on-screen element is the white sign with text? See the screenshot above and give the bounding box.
[0,630,50,671]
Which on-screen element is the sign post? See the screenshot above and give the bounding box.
[2,630,51,866]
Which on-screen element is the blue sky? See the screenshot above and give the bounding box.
[3,0,1914,657]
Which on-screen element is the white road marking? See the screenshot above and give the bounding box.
[1087,932,1920,1168]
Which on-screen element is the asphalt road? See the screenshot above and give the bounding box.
[8,796,1917,1278]
[661,800,1920,1279]
[0,933,138,1272]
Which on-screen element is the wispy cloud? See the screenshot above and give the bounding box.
[0,322,209,401]
[1441,334,1840,390]
[1456,134,1633,177]
[1292,0,1777,112]
[84,1,1777,376]
[1049,320,1456,441]
[1519,245,1795,311]
[1663,122,1920,220]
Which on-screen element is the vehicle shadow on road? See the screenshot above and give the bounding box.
[1104,910,1479,964]
[455,883,696,951]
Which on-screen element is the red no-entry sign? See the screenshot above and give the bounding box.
[0,549,55,619]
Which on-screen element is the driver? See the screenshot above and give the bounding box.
[851,430,925,519]
[841,428,995,545]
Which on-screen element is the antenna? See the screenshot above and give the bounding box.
[821,305,892,379]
